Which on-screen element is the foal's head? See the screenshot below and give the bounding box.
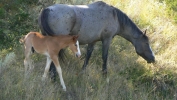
[69,35,81,58]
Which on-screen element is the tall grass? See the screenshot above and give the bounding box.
[0,0,177,99]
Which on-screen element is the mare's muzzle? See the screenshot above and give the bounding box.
[147,57,155,63]
[137,52,155,63]
[145,53,155,63]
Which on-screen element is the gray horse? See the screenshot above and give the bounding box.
[38,1,155,75]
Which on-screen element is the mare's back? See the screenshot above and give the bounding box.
[45,1,118,44]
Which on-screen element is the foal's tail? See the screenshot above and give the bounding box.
[19,35,26,44]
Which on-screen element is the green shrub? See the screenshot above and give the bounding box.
[0,0,38,50]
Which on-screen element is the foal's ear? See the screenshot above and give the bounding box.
[73,35,79,40]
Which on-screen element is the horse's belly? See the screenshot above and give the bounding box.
[78,37,100,45]
[76,31,101,44]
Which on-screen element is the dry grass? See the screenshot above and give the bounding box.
[0,0,177,100]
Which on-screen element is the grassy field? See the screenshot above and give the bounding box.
[0,0,177,100]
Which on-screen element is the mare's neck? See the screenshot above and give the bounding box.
[115,8,142,46]
[118,27,141,46]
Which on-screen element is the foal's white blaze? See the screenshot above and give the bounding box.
[76,40,81,57]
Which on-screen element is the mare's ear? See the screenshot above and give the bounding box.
[143,29,147,35]
[133,29,147,39]
[73,35,79,40]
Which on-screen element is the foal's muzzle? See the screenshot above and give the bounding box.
[75,53,81,58]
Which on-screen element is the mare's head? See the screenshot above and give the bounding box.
[69,35,81,58]
[134,30,155,63]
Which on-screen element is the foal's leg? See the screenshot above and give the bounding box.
[24,47,32,74]
[49,49,65,81]
[82,43,95,70]
[51,55,66,91]
[42,57,52,80]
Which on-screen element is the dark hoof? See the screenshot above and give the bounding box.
[102,69,107,78]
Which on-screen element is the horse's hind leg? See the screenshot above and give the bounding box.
[42,56,52,80]
[24,46,32,74]
[51,55,66,91]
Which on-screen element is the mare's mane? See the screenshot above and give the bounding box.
[114,8,142,36]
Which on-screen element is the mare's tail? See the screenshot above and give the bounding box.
[38,8,54,36]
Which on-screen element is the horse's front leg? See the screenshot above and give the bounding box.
[51,55,66,91]
[102,39,111,75]
[82,43,95,70]
[42,56,52,80]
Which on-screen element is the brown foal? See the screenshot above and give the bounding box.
[20,32,81,91]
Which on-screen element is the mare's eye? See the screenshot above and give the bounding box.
[75,44,77,46]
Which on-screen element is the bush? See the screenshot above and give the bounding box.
[0,0,38,50]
